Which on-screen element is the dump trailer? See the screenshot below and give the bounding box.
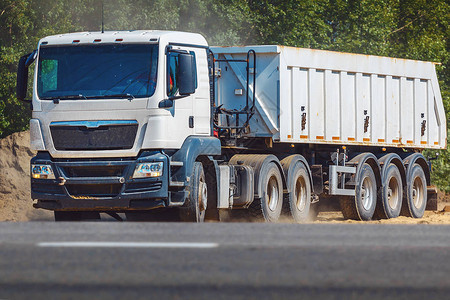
[16,31,446,222]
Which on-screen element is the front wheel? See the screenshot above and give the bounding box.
[179,162,207,222]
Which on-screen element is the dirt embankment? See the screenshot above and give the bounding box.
[0,131,52,221]
[0,130,449,223]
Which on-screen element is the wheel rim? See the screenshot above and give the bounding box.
[267,176,279,211]
[412,176,424,209]
[199,179,207,213]
[360,176,374,210]
[387,175,400,210]
[295,176,307,211]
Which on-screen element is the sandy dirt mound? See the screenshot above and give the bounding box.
[0,131,52,221]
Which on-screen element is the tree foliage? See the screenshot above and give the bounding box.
[0,0,448,190]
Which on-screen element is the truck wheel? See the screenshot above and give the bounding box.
[340,163,377,221]
[179,162,207,222]
[204,164,219,222]
[285,162,311,222]
[249,162,283,222]
[54,211,100,221]
[375,163,403,219]
[401,164,427,218]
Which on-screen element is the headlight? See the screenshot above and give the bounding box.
[133,162,163,178]
[31,164,55,179]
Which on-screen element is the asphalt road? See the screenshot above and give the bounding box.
[1,222,450,299]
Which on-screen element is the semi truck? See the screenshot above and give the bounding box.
[16,30,446,222]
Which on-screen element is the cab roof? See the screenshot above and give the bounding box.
[38,30,208,47]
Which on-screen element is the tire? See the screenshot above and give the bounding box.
[340,163,377,221]
[125,209,179,222]
[285,162,311,223]
[203,162,220,222]
[179,162,207,222]
[401,164,427,218]
[249,162,283,222]
[54,211,100,221]
[375,163,403,219]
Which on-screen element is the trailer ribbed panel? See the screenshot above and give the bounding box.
[211,45,446,149]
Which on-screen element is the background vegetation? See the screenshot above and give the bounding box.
[0,0,448,191]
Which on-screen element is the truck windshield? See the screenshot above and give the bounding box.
[37,44,158,99]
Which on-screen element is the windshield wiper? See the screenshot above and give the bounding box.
[41,93,136,102]
[40,94,87,104]
[41,94,87,100]
[87,93,135,100]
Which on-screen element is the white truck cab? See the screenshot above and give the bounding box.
[18,31,220,221]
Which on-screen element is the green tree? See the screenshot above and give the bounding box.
[0,0,448,190]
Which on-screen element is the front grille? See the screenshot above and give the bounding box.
[50,123,138,151]
[66,184,122,197]
[61,165,127,178]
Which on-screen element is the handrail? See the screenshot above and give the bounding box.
[209,49,256,139]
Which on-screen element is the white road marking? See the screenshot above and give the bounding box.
[37,242,219,248]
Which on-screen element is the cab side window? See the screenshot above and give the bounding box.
[191,51,197,90]
[167,53,179,97]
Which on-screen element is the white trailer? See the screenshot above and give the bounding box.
[212,45,446,149]
[16,31,446,222]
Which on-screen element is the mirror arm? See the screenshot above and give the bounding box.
[25,50,37,67]
[158,94,190,108]
[167,49,189,55]
[169,94,189,100]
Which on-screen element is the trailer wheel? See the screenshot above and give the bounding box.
[401,164,427,218]
[249,162,283,222]
[54,211,100,221]
[340,163,377,221]
[286,162,311,222]
[179,162,207,222]
[375,163,403,219]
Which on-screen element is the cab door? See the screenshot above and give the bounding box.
[166,47,210,137]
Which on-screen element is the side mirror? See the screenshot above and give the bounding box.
[17,50,36,102]
[178,53,195,95]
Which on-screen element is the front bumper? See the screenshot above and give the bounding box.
[31,151,174,211]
